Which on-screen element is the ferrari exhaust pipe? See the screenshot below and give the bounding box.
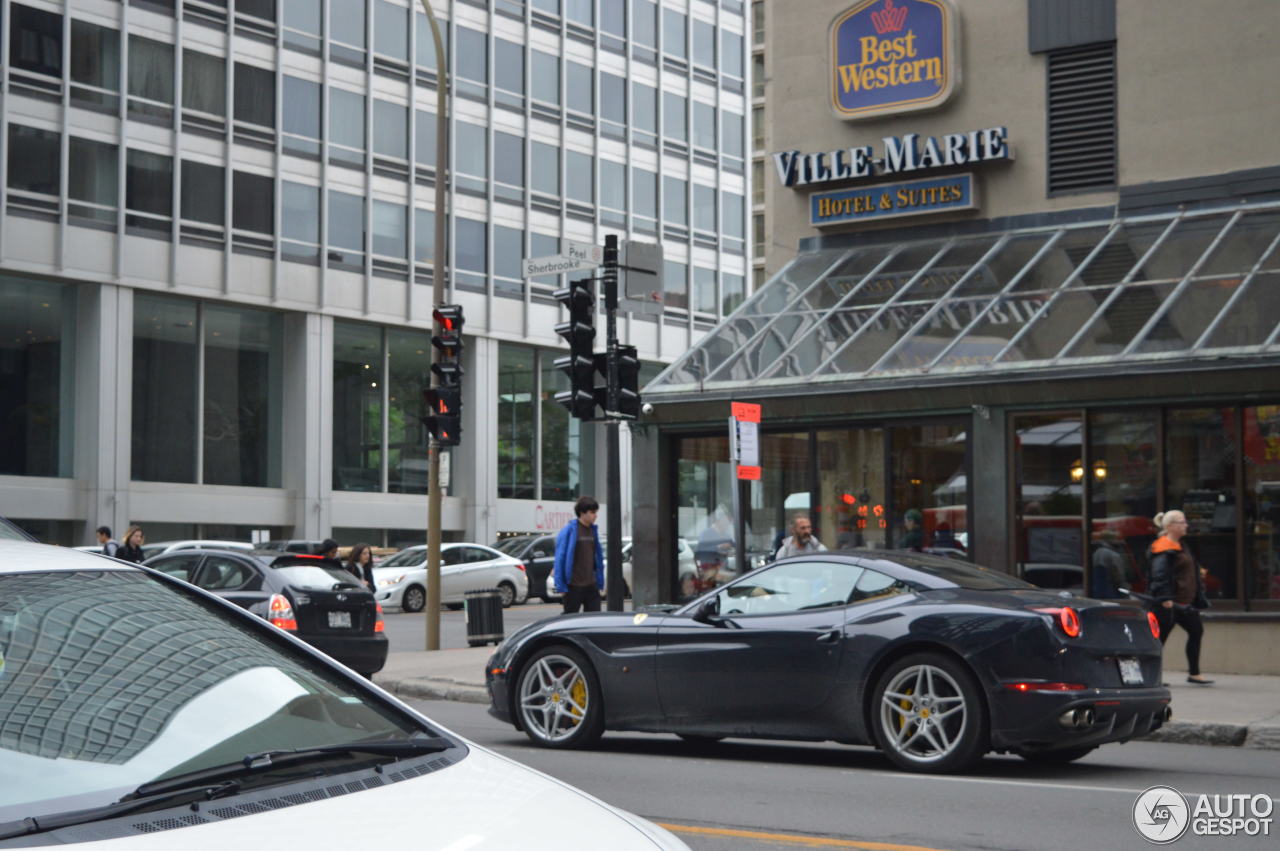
[1080,708,1096,728]
[1163,705,1173,722]
[1058,708,1097,730]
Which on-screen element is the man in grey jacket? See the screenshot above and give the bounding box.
[775,513,827,560]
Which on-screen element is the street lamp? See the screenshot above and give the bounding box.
[420,0,449,652]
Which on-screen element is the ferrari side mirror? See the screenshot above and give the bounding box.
[692,596,720,624]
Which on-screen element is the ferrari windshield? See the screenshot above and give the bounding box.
[0,569,447,824]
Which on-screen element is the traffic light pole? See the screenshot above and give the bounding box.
[602,235,624,611]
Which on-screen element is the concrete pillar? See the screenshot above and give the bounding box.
[630,424,675,606]
[283,313,331,539]
[459,335,498,544]
[969,406,1011,574]
[74,285,130,544]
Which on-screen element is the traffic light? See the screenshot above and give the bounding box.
[614,344,641,419]
[425,304,464,445]
[554,279,598,419]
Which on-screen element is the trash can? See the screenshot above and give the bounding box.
[464,588,504,647]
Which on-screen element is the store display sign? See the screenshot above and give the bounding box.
[830,0,958,120]
[810,173,974,227]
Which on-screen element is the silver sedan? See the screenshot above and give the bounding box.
[372,542,529,612]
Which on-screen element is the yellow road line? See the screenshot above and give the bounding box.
[655,823,952,850]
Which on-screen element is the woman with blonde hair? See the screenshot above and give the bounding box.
[115,525,146,563]
[1147,510,1212,684]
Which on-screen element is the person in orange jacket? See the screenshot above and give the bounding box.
[1147,510,1212,685]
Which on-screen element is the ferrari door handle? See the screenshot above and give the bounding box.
[816,629,841,643]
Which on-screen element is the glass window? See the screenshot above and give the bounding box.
[632,0,657,47]
[70,20,121,108]
[330,88,366,151]
[600,160,626,210]
[723,272,745,314]
[664,176,687,226]
[815,427,886,550]
[890,423,968,554]
[663,9,687,59]
[181,161,225,226]
[234,63,275,128]
[722,29,744,77]
[68,137,118,222]
[281,181,320,246]
[693,184,716,232]
[600,72,626,124]
[566,61,593,114]
[633,167,657,218]
[494,224,524,281]
[372,201,406,258]
[6,126,60,195]
[722,191,744,238]
[284,0,321,34]
[233,171,273,235]
[1014,414,1083,588]
[529,232,561,291]
[0,276,74,478]
[693,19,716,68]
[495,38,524,95]
[664,92,687,141]
[236,0,276,21]
[283,76,321,139]
[374,0,409,61]
[1087,410,1157,598]
[633,81,657,132]
[183,50,226,117]
[693,266,716,314]
[533,0,560,15]
[1167,408,1237,600]
[204,305,283,487]
[328,190,365,252]
[752,106,764,151]
[565,0,593,27]
[415,110,437,167]
[532,141,560,196]
[456,217,487,276]
[532,50,560,104]
[498,345,536,499]
[674,435,749,600]
[542,349,583,501]
[752,53,765,97]
[457,27,487,84]
[330,0,367,51]
[414,208,435,263]
[126,149,174,224]
[415,11,449,71]
[722,111,744,158]
[495,131,524,187]
[334,321,383,492]
[387,328,430,494]
[664,259,687,310]
[601,0,626,37]
[1244,405,1280,601]
[566,150,593,204]
[10,4,62,78]
[128,35,174,105]
[456,122,488,178]
[373,99,408,159]
[693,102,716,149]
[133,294,197,483]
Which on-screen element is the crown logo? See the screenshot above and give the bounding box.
[870,0,908,35]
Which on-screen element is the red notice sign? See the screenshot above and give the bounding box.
[731,402,762,480]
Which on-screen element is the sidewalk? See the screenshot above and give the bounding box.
[374,648,1280,750]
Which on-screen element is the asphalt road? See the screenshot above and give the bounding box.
[406,698,1280,851]
[382,602,574,651]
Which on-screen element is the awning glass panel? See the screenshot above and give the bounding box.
[1133,277,1248,354]
[1063,282,1180,359]
[1203,271,1280,349]
[1008,225,1113,293]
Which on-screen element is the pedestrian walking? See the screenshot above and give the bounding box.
[1090,528,1129,599]
[96,525,120,558]
[115,525,146,563]
[900,508,925,550]
[552,496,604,614]
[1147,510,1213,685]
[346,542,377,592]
[775,513,827,560]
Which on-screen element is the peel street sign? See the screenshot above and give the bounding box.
[522,240,603,278]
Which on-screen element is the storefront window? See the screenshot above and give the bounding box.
[541,356,581,502]
[1167,407,1237,600]
[333,322,383,492]
[1088,410,1158,597]
[133,294,197,483]
[890,424,968,553]
[816,428,886,551]
[203,306,282,487]
[0,276,75,478]
[676,435,736,601]
[1244,405,1280,600]
[1014,413,1084,591]
[498,345,536,499]
[386,329,430,494]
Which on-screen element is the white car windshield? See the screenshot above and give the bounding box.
[0,570,449,824]
[378,548,427,568]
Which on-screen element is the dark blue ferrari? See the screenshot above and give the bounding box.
[485,551,1171,773]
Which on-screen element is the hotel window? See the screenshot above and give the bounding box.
[128,35,174,124]
[126,149,173,236]
[183,51,226,125]
[495,39,525,110]
[694,266,717,315]
[283,76,321,157]
[70,20,121,113]
[456,121,488,195]
[494,131,525,204]
[456,27,488,100]
[281,181,320,263]
[232,170,274,237]
[663,176,687,227]
[374,0,410,66]
[494,224,524,296]
[566,61,593,116]
[663,8,687,60]
[180,160,225,230]
[455,217,487,290]
[1046,42,1117,194]
[329,88,366,169]
[330,0,367,66]
[532,50,560,106]
[693,19,716,69]
[68,137,119,227]
[664,259,688,310]
[284,0,322,56]
[566,150,594,205]
[532,141,560,197]
[663,92,687,143]
[0,276,75,479]
[328,189,366,271]
[234,62,275,130]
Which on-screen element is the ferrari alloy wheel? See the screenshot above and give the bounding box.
[402,584,425,613]
[517,646,604,749]
[872,653,988,773]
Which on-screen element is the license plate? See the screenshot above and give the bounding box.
[1118,657,1143,685]
[328,611,352,629]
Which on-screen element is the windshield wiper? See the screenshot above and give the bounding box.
[0,738,452,841]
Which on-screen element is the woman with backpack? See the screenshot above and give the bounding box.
[1147,510,1212,685]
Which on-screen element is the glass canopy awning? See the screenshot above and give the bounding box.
[647,202,1280,396]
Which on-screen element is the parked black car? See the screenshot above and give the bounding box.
[494,534,557,601]
[146,549,387,676]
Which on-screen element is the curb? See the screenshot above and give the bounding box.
[377,676,489,705]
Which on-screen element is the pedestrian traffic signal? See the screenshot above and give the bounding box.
[426,304,464,446]
[554,279,599,420]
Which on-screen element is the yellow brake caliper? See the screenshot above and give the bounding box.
[568,675,587,722]
[898,686,914,733]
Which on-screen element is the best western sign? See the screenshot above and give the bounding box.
[831,0,958,120]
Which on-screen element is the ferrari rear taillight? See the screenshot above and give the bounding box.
[1004,681,1086,692]
[1147,610,1161,639]
[375,602,385,633]
[1035,606,1081,638]
[269,593,297,631]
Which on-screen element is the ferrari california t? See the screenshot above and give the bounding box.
[485,551,1172,773]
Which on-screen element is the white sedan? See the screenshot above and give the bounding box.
[373,543,529,612]
[0,541,688,850]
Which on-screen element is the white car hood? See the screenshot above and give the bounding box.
[51,743,684,850]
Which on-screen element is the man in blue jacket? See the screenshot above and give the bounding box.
[553,496,605,613]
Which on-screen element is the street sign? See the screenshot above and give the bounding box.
[730,402,761,480]
[522,239,603,278]
[619,240,664,315]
